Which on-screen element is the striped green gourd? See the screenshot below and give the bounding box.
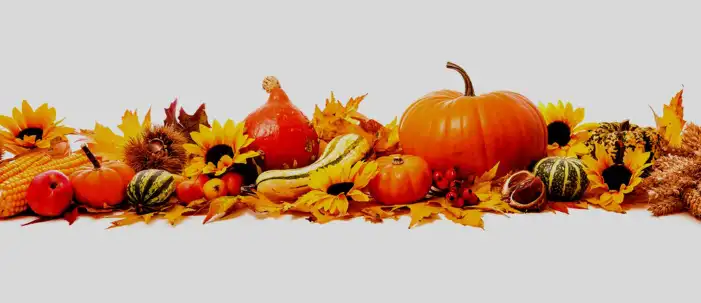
[127,169,177,213]
[532,156,589,201]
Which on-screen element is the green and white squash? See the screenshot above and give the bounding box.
[127,169,177,213]
[532,156,589,201]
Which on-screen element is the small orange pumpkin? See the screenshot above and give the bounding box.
[70,145,135,208]
[368,154,432,205]
[399,62,548,178]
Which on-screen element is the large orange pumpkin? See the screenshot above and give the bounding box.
[70,145,136,208]
[399,62,548,178]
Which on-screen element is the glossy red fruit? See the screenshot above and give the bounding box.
[454,198,465,208]
[27,170,73,217]
[244,76,319,171]
[176,180,205,203]
[444,168,457,182]
[461,188,480,206]
[445,191,458,203]
[433,171,444,183]
[222,172,244,196]
[195,174,210,188]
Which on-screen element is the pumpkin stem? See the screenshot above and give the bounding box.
[80,144,101,169]
[446,62,475,96]
[620,119,631,131]
[392,156,404,165]
[614,140,625,165]
[262,76,281,93]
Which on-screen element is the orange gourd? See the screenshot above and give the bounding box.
[70,145,135,208]
[368,154,432,205]
[244,76,320,171]
[399,62,548,178]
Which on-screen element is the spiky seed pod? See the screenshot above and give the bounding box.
[124,124,188,174]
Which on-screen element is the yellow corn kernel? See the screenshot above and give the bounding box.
[0,152,52,184]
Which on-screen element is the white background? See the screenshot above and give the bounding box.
[1,0,700,302]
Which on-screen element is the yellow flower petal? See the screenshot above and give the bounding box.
[348,189,370,202]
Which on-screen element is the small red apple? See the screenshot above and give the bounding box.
[203,178,226,200]
[26,170,73,217]
[176,180,205,203]
[221,172,243,196]
[195,174,210,188]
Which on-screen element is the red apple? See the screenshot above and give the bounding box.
[221,172,243,196]
[195,174,210,188]
[203,178,227,200]
[26,170,73,217]
[176,180,205,203]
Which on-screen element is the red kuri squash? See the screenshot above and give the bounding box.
[399,62,548,178]
[368,154,432,205]
[244,76,320,171]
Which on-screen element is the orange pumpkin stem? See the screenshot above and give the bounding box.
[392,156,404,165]
[80,144,101,169]
[446,62,475,97]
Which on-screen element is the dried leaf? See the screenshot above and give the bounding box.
[203,196,241,224]
[441,208,484,229]
[651,88,686,147]
[21,217,51,226]
[548,202,589,214]
[164,98,210,142]
[163,205,194,226]
[63,207,80,225]
[407,203,442,228]
[107,212,154,229]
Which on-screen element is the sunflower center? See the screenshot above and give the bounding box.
[16,127,43,141]
[327,182,355,195]
[602,164,633,190]
[205,144,234,164]
[547,121,571,146]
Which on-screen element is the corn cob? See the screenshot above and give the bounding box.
[0,152,53,184]
[0,152,90,218]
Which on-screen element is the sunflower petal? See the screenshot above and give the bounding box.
[348,190,370,202]
[12,106,27,130]
[234,150,259,164]
[0,115,21,134]
[183,143,204,156]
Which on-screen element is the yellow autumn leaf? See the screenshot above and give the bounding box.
[651,88,685,147]
[118,108,152,139]
[441,208,484,229]
[477,162,500,183]
[107,212,154,229]
[81,108,152,161]
[375,117,400,152]
[203,196,242,224]
[163,205,194,226]
[407,203,442,228]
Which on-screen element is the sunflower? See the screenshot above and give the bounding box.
[0,100,75,155]
[182,119,259,177]
[582,142,652,212]
[538,100,599,157]
[295,160,379,217]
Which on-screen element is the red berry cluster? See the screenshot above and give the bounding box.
[433,168,480,208]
